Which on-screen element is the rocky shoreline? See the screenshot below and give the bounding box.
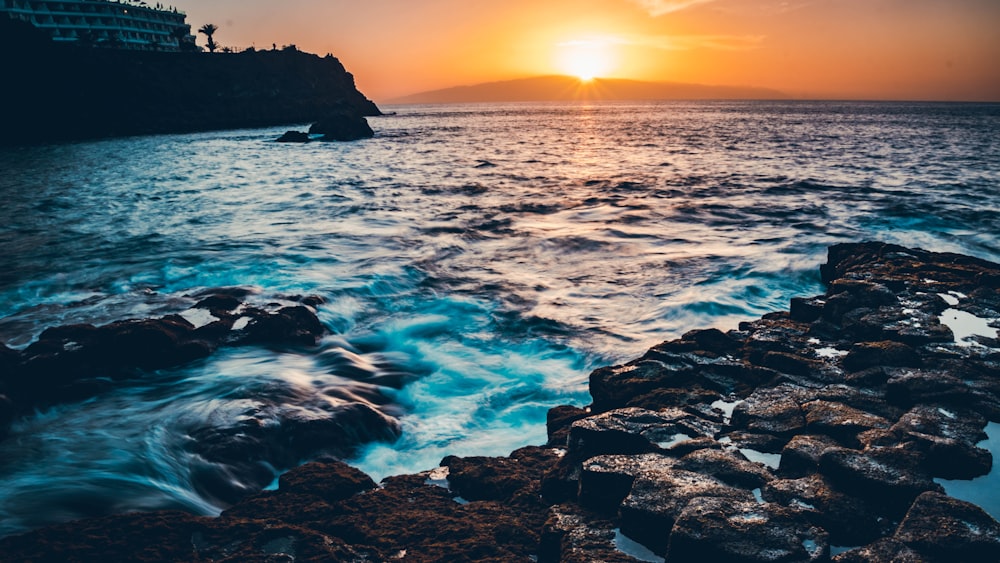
[1,242,999,561]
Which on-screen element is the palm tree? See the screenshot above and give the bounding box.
[198,23,218,53]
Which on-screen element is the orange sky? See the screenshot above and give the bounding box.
[171,0,1000,103]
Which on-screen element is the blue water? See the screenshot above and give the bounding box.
[1,101,998,536]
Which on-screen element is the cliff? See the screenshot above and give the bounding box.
[0,18,380,145]
[2,242,999,561]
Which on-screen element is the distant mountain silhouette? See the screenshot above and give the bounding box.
[390,75,787,104]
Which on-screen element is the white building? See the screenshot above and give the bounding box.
[0,0,194,51]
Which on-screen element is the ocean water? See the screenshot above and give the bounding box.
[1,101,998,536]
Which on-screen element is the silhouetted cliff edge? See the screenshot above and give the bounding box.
[0,18,380,145]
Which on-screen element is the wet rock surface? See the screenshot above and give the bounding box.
[0,289,328,418]
[0,288,403,517]
[667,497,829,563]
[2,242,1000,561]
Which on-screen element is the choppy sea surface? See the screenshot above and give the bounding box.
[1,101,998,536]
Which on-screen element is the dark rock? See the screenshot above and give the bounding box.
[242,305,325,346]
[588,359,696,413]
[673,447,774,489]
[763,474,883,545]
[193,293,243,312]
[577,454,646,512]
[832,538,924,562]
[819,447,943,514]
[190,317,237,342]
[1,341,22,373]
[842,340,921,372]
[622,386,723,413]
[593,347,764,412]
[546,404,589,446]
[0,394,13,440]
[299,295,325,308]
[309,109,375,141]
[885,367,998,415]
[802,400,891,447]
[13,318,212,396]
[742,322,806,365]
[622,471,754,555]
[0,510,378,562]
[98,317,209,370]
[730,385,806,438]
[540,455,583,503]
[779,434,841,476]
[277,460,376,502]
[666,497,829,562]
[891,405,992,479]
[539,504,636,563]
[579,453,755,554]
[18,324,97,372]
[20,323,97,360]
[319,477,541,561]
[893,491,1000,561]
[828,280,900,308]
[819,294,864,325]
[841,365,889,386]
[682,327,741,354]
[189,401,399,504]
[721,430,790,454]
[760,351,824,376]
[567,407,720,460]
[275,130,311,143]
[443,446,562,503]
[217,490,333,524]
[860,307,954,346]
[805,383,904,423]
[790,296,825,323]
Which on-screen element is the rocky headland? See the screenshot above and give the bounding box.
[0,18,380,145]
[1,241,999,561]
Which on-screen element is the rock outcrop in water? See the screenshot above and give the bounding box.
[0,288,402,504]
[309,108,377,141]
[1,288,326,414]
[0,18,380,145]
[1,242,999,561]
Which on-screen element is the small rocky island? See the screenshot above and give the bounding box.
[1,242,999,562]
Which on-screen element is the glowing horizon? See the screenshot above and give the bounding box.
[168,0,1000,103]
[556,38,620,81]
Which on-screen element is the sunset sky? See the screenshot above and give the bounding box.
[170,0,1000,103]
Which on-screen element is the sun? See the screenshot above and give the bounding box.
[556,39,616,82]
